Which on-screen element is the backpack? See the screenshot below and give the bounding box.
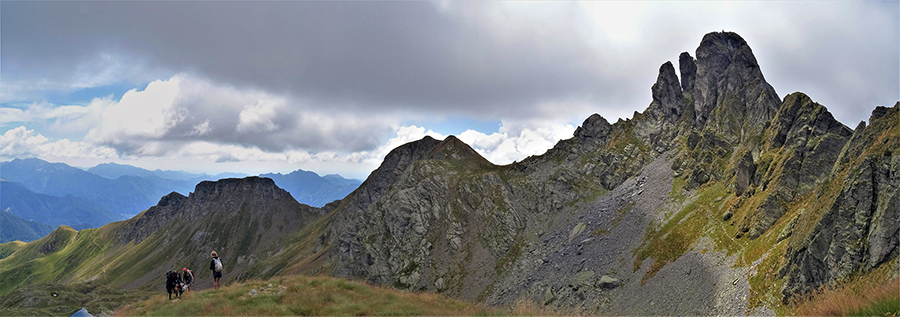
[214,258,223,272]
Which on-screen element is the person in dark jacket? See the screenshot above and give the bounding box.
[165,270,182,300]
[210,251,223,290]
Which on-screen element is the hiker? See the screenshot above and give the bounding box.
[210,251,223,290]
[182,267,194,291]
[165,270,182,300]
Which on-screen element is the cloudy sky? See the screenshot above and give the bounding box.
[2,1,897,180]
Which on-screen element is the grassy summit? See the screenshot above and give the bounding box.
[115,274,552,316]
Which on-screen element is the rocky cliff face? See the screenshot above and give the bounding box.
[779,104,899,301]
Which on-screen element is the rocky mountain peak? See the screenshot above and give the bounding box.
[156,191,187,208]
[190,176,292,202]
[426,135,491,166]
[690,31,780,144]
[870,102,899,122]
[695,31,754,73]
[573,113,612,141]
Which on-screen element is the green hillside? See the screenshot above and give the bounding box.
[116,274,551,316]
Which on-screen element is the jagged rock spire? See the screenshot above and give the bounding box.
[678,52,696,92]
[648,61,683,123]
[690,31,781,144]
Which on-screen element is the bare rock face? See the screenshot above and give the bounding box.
[691,32,781,144]
[647,61,684,123]
[737,93,853,239]
[779,104,900,301]
[679,52,697,92]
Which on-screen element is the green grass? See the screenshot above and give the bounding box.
[116,274,551,316]
[633,182,729,283]
[0,241,25,260]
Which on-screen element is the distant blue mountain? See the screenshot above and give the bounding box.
[0,158,192,217]
[0,158,357,221]
[87,162,158,179]
[88,162,245,182]
[260,169,362,207]
[0,209,56,243]
[0,180,123,231]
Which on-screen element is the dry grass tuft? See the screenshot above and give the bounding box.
[793,270,899,316]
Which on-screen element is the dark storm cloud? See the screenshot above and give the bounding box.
[2,1,614,121]
[3,1,897,140]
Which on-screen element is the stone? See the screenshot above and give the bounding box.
[573,270,595,286]
[568,222,587,243]
[599,275,620,289]
[543,287,556,305]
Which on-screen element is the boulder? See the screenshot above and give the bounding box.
[599,275,620,289]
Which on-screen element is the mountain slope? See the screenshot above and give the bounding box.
[0,210,55,243]
[260,169,361,207]
[0,177,326,298]
[0,180,124,230]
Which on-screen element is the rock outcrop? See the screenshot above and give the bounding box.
[737,92,853,239]
[779,103,899,301]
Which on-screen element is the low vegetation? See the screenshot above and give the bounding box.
[790,259,899,316]
[633,181,730,283]
[115,274,552,316]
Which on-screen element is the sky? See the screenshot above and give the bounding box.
[1,1,897,180]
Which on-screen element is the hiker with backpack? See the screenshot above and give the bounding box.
[182,267,194,291]
[210,251,223,290]
[165,270,183,300]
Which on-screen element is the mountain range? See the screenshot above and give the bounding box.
[0,159,361,242]
[260,170,362,207]
[87,162,245,181]
[0,32,896,315]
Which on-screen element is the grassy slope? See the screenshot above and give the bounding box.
[114,274,551,316]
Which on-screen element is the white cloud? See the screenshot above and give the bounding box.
[359,125,446,165]
[75,74,397,156]
[237,100,281,133]
[458,121,575,164]
[190,120,211,136]
[86,76,182,144]
[0,126,117,160]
